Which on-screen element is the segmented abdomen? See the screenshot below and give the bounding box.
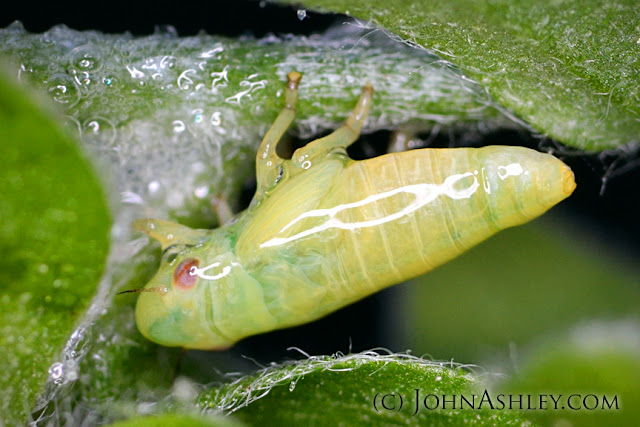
[288,146,571,306]
[245,146,572,325]
[330,148,490,293]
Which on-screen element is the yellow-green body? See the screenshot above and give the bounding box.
[133,73,575,350]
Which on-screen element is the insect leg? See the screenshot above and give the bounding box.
[293,83,373,165]
[388,129,420,153]
[255,71,302,197]
[211,196,234,226]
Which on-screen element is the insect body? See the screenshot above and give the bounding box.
[133,72,576,350]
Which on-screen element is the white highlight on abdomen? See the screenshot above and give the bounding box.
[259,170,489,248]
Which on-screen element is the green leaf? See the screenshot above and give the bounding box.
[198,353,530,425]
[0,68,110,423]
[108,413,243,427]
[501,320,640,426]
[282,0,640,151]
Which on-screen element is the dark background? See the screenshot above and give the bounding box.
[1,1,336,37]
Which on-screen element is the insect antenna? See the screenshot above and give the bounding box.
[117,286,168,296]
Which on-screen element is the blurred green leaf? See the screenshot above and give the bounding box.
[282,0,640,151]
[501,320,640,426]
[108,413,242,427]
[199,353,530,425]
[398,218,640,362]
[0,68,110,423]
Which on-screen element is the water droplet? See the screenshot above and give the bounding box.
[77,73,92,86]
[210,112,222,126]
[301,160,311,169]
[297,9,307,20]
[46,73,80,107]
[160,55,176,69]
[82,117,116,145]
[435,375,442,381]
[49,362,64,384]
[178,69,196,90]
[172,120,186,133]
[194,186,209,198]
[70,45,102,72]
[103,75,117,87]
[148,181,160,193]
[192,109,204,124]
[85,120,100,135]
[289,380,297,391]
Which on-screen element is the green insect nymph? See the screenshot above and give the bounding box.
[132,71,576,350]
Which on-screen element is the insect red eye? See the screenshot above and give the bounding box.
[173,258,200,290]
